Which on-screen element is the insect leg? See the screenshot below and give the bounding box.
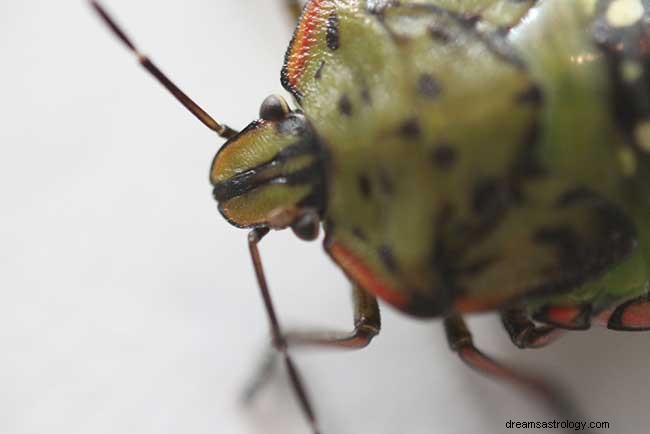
[243,286,380,402]
[444,314,551,397]
[284,286,380,349]
[500,307,564,349]
[248,228,321,434]
[444,314,593,433]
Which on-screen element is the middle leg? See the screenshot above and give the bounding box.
[284,285,381,349]
[243,283,380,402]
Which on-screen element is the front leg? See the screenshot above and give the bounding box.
[243,284,380,402]
[247,228,320,434]
[285,285,381,349]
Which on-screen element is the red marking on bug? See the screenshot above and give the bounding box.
[618,299,650,329]
[328,241,409,309]
[543,305,583,328]
[285,0,329,91]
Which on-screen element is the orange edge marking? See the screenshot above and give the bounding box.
[620,300,650,328]
[286,0,326,90]
[545,305,580,326]
[328,241,409,309]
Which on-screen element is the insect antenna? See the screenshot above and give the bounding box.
[248,228,322,434]
[90,1,238,139]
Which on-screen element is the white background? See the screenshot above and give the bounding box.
[1,1,649,433]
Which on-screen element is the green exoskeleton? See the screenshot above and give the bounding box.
[92,0,650,432]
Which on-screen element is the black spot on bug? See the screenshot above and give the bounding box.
[533,225,588,276]
[361,87,372,105]
[428,26,450,44]
[417,74,441,99]
[314,60,325,80]
[542,192,636,280]
[379,169,394,195]
[378,244,399,272]
[399,117,421,138]
[428,203,463,312]
[358,174,372,198]
[516,85,543,105]
[326,12,340,51]
[431,144,458,169]
[534,226,580,253]
[462,13,482,29]
[402,2,524,67]
[352,227,368,241]
[338,94,352,116]
[593,11,650,157]
[507,121,546,201]
[457,256,497,276]
[472,178,508,216]
[534,221,630,285]
[557,188,602,208]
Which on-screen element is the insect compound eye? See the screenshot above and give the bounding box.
[259,94,291,121]
[291,210,321,241]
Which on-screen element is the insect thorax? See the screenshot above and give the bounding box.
[282,1,641,315]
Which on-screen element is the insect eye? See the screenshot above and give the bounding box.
[291,210,320,241]
[259,95,291,121]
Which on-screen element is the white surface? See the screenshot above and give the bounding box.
[1,1,649,433]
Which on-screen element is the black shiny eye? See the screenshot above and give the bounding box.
[291,211,320,241]
[259,95,290,121]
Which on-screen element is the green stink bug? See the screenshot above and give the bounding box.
[92,0,650,432]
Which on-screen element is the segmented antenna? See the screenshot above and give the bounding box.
[90,1,238,139]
